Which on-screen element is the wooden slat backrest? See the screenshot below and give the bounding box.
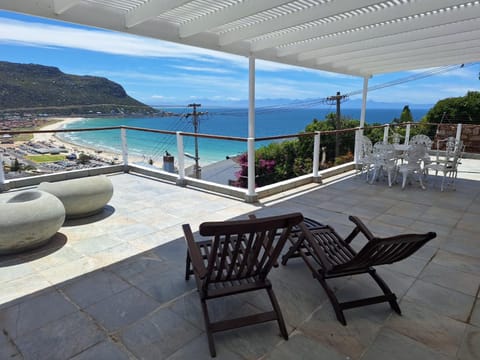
[305,227,356,268]
[334,232,436,273]
[199,213,303,284]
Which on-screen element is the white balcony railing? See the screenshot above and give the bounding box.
[0,122,475,202]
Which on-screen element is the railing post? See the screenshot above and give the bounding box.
[245,137,257,203]
[176,131,186,186]
[405,123,411,145]
[121,127,128,172]
[354,128,362,164]
[383,124,390,143]
[455,123,463,151]
[0,153,5,192]
[312,131,322,183]
[357,76,368,162]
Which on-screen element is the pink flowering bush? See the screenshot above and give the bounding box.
[231,153,277,188]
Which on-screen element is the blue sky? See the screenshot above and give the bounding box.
[0,10,478,108]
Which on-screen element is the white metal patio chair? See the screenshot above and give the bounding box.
[397,143,427,190]
[424,137,464,191]
[357,135,374,181]
[369,142,397,187]
[410,134,433,176]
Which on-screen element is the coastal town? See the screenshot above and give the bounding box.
[1,115,121,179]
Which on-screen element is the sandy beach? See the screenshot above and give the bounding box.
[33,117,145,164]
[31,117,226,177]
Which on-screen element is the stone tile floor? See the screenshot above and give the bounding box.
[0,159,479,359]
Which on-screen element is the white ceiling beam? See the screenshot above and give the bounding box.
[219,0,381,46]
[125,0,192,28]
[53,0,82,14]
[332,48,480,75]
[351,54,480,75]
[300,17,480,61]
[353,49,480,69]
[277,4,480,57]
[330,40,480,69]
[179,0,292,38]
[313,28,480,66]
[248,47,367,76]
[252,0,469,52]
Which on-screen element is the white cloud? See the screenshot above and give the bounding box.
[172,65,233,74]
[0,17,246,64]
[0,16,357,78]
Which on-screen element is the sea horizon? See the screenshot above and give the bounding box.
[59,107,429,166]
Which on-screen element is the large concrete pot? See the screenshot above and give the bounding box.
[38,175,114,219]
[0,190,66,254]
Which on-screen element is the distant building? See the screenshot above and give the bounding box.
[1,134,13,144]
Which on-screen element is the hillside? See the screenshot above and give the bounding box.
[0,61,154,115]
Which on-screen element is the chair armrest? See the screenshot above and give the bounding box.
[182,224,208,279]
[345,215,376,243]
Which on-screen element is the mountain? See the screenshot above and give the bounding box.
[0,61,155,115]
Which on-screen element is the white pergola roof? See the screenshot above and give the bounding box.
[1,0,480,77]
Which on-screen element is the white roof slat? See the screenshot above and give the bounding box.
[178,0,293,38]
[0,0,479,77]
[125,0,191,28]
[53,0,82,14]
[339,43,480,70]
[277,1,480,57]
[313,27,480,66]
[219,0,378,46]
[87,0,142,12]
[354,53,479,74]
[156,0,237,24]
[251,0,467,52]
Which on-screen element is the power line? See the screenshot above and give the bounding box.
[148,62,474,124]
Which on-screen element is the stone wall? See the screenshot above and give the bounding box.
[434,124,480,153]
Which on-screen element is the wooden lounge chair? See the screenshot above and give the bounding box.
[282,216,436,325]
[184,212,303,357]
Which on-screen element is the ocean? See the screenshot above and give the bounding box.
[59,107,429,165]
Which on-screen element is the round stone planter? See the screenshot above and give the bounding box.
[38,175,114,219]
[0,190,66,254]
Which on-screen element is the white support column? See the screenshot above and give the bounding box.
[405,123,411,145]
[121,127,128,171]
[312,131,322,182]
[355,76,369,163]
[247,137,256,199]
[246,55,257,202]
[248,56,255,139]
[176,131,186,186]
[455,123,463,150]
[0,153,5,191]
[383,124,390,144]
[359,77,369,131]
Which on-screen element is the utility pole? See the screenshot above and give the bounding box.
[186,103,207,179]
[326,91,348,160]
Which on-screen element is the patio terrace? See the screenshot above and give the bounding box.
[0,159,479,359]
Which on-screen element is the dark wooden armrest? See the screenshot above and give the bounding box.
[345,215,376,243]
[373,231,437,245]
[182,224,207,279]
